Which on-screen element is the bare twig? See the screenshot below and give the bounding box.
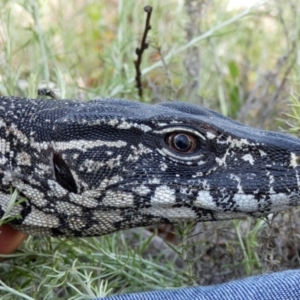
[134,5,153,98]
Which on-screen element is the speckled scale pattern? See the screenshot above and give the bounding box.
[1,96,300,237]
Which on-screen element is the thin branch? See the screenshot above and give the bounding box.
[110,1,266,97]
[134,5,153,98]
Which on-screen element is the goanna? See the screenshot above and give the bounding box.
[0,96,300,237]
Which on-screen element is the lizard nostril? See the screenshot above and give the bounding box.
[53,153,78,193]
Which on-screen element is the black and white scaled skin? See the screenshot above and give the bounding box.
[0,96,300,237]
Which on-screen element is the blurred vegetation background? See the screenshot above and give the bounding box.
[1,0,300,299]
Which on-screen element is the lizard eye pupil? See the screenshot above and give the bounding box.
[166,133,197,153]
[174,134,190,150]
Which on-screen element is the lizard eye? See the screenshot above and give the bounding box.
[53,153,78,193]
[166,133,197,153]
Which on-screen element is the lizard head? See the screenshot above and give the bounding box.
[2,98,300,236]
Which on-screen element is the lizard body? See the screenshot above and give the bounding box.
[0,96,300,236]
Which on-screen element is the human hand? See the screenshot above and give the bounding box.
[0,224,27,260]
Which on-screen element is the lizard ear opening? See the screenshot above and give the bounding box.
[53,153,78,194]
